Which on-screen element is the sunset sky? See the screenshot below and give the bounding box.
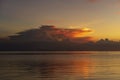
[1,0,120,40]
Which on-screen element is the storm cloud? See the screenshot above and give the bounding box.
[9,25,93,43]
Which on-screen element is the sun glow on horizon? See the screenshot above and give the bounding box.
[71,27,93,38]
[81,28,92,32]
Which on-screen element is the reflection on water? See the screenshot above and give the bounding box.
[0,52,120,80]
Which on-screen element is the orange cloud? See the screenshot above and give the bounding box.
[71,28,93,38]
[40,25,93,38]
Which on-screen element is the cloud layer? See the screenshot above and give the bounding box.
[10,25,93,43]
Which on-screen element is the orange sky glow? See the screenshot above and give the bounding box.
[1,0,120,41]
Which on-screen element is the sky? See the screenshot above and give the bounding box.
[0,0,120,40]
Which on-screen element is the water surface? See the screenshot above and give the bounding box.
[0,51,120,80]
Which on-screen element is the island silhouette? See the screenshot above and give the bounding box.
[0,25,120,51]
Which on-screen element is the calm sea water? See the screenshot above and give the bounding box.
[0,51,120,80]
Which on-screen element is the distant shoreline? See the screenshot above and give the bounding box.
[0,51,119,55]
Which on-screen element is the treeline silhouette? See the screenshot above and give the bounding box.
[0,39,120,51]
[0,25,120,51]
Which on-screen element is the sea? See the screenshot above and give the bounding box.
[0,51,120,80]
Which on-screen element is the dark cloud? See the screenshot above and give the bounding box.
[9,25,93,42]
[71,37,94,43]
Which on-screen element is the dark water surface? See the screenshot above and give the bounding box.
[0,51,120,80]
